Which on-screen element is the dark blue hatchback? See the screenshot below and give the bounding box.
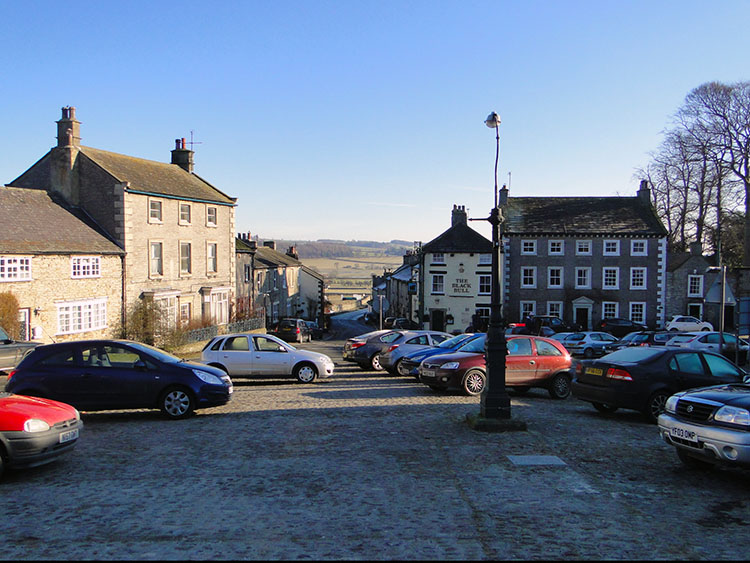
[5,340,232,419]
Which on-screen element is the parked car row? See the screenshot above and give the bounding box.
[1,329,337,479]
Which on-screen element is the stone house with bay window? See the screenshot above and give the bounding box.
[500,181,668,330]
[0,187,125,343]
[6,107,237,340]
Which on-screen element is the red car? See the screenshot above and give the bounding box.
[0,392,82,479]
[418,335,573,398]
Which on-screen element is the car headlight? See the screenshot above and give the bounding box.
[319,356,332,364]
[664,394,682,414]
[192,369,223,385]
[714,406,750,426]
[440,361,460,370]
[24,418,50,432]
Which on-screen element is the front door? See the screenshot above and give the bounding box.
[574,306,590,331]
[430,310,446,332]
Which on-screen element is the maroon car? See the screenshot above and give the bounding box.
[418,335,573,398]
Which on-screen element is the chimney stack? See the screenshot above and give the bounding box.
[286,245,299,260]
[451,204,468,226]
[56,106,81,147]
[171,137,194,172]
[637,179,651,204]
[264,241,276,250]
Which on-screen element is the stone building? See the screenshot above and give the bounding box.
[500,181,669,330]
[9,107,237,330]
[0,187,124,343]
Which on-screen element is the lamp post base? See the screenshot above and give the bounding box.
[466,412,527,433]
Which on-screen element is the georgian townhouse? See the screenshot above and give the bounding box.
[8,107,237,329]
[417,205,493,333]
[0,187,124,343]
[499,180,669,330]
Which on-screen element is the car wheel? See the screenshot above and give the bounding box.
[592,402,618,413]
[548,374,571,399]
[676,448,715,470]
[584,347,595,359]
[701,327,710,332]
[508,386,530,395]
[160,386,195,419]
[462,369,486,396]
[370,354,383,371]
[669,328,678,332]
[643,390,670,423]
[294,363,318,383]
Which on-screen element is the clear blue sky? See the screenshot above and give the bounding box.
[2,0,748,244]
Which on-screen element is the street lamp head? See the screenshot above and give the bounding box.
[485,112,501,128]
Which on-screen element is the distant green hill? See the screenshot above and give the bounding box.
[256,237,413,259]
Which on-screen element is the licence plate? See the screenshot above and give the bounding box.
[670,424,698,443]
[59,428,79,444]
[422,369,435,378]
[585,367,603,376]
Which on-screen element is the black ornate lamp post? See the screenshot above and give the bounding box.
[467,112,526,431]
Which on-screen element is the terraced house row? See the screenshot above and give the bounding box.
[0,107,324,344]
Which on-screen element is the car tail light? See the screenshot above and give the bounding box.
[575,363,584,375]
[350,342,365,349]
[606,367,632,381]
[387,344,399,353]
[6,370,14,380]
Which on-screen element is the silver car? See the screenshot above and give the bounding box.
[561,331,619,358]
[378,330,453,375]
[667,331,748,365]
[200,333,334,383]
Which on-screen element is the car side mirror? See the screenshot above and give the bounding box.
[743,374,750,384]
[134,359,148,371]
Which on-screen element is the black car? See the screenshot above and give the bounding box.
[658,382,750,469]
[5,339,233,419]
[519,315,577,335]
[602,330,675,354]
[596,318,648,338]
[571,346,747,422]
[304,320,324,340]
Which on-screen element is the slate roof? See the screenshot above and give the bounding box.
[253,246,301,268]
[80,147,236,205]
[421,223,492,253]
[0,187,124,255]
[502,196,668,237]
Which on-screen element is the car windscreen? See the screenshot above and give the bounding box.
[439,334,473,349]
[127,341,182,364]
[279,320,297,328]
[667,335,696,344]
[459,336,487,353]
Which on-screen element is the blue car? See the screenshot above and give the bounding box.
[5,339,232,419]
[397,333,484,378]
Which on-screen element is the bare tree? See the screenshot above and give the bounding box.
[677,82,750,264]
